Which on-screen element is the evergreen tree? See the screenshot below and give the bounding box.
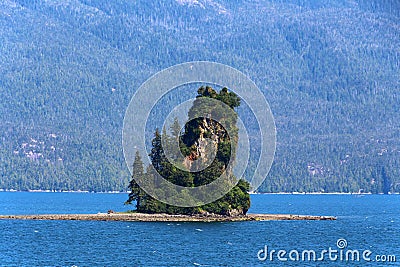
[170,117,181,140]
[150,129,166,175]
[169,117,183,161]
[125,151,145,209]
[381,166,392,194]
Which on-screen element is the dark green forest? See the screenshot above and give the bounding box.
[0,0,399,193]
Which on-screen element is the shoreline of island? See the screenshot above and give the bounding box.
[0,213,336,222]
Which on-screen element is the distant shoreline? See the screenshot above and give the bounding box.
[0,189,398,195]
[0,189,127,194]
[0,213,336,222]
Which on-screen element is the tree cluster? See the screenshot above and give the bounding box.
[126,87,250,215]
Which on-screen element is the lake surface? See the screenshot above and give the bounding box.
[0,192,399,266]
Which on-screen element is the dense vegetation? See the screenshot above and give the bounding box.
[0,0,399,193]
[126,87,250,215]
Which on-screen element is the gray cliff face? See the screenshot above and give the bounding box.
[183,118,227,172]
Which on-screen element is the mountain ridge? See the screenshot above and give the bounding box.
[1,0,399,193]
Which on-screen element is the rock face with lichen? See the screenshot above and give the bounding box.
[181,86,239,186]
[183,117,226,174]
[179,86,250,215]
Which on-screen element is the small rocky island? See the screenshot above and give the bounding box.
[119,86,335,221]
[0,87,336,222]
[125,86,250,216]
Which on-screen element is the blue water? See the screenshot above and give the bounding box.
[0,193,399,266]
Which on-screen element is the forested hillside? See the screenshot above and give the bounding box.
[0,0,399,193]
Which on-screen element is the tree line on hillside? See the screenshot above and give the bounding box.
[1,0,398,193]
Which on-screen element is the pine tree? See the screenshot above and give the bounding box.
[149,129,166,175]
[170,117,181,140]
[170,117,183,161]
[382,166,392,194]
[125,151,145,209]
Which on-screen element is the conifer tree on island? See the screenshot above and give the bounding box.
[126,86,251,216]
[125,151,146,209]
